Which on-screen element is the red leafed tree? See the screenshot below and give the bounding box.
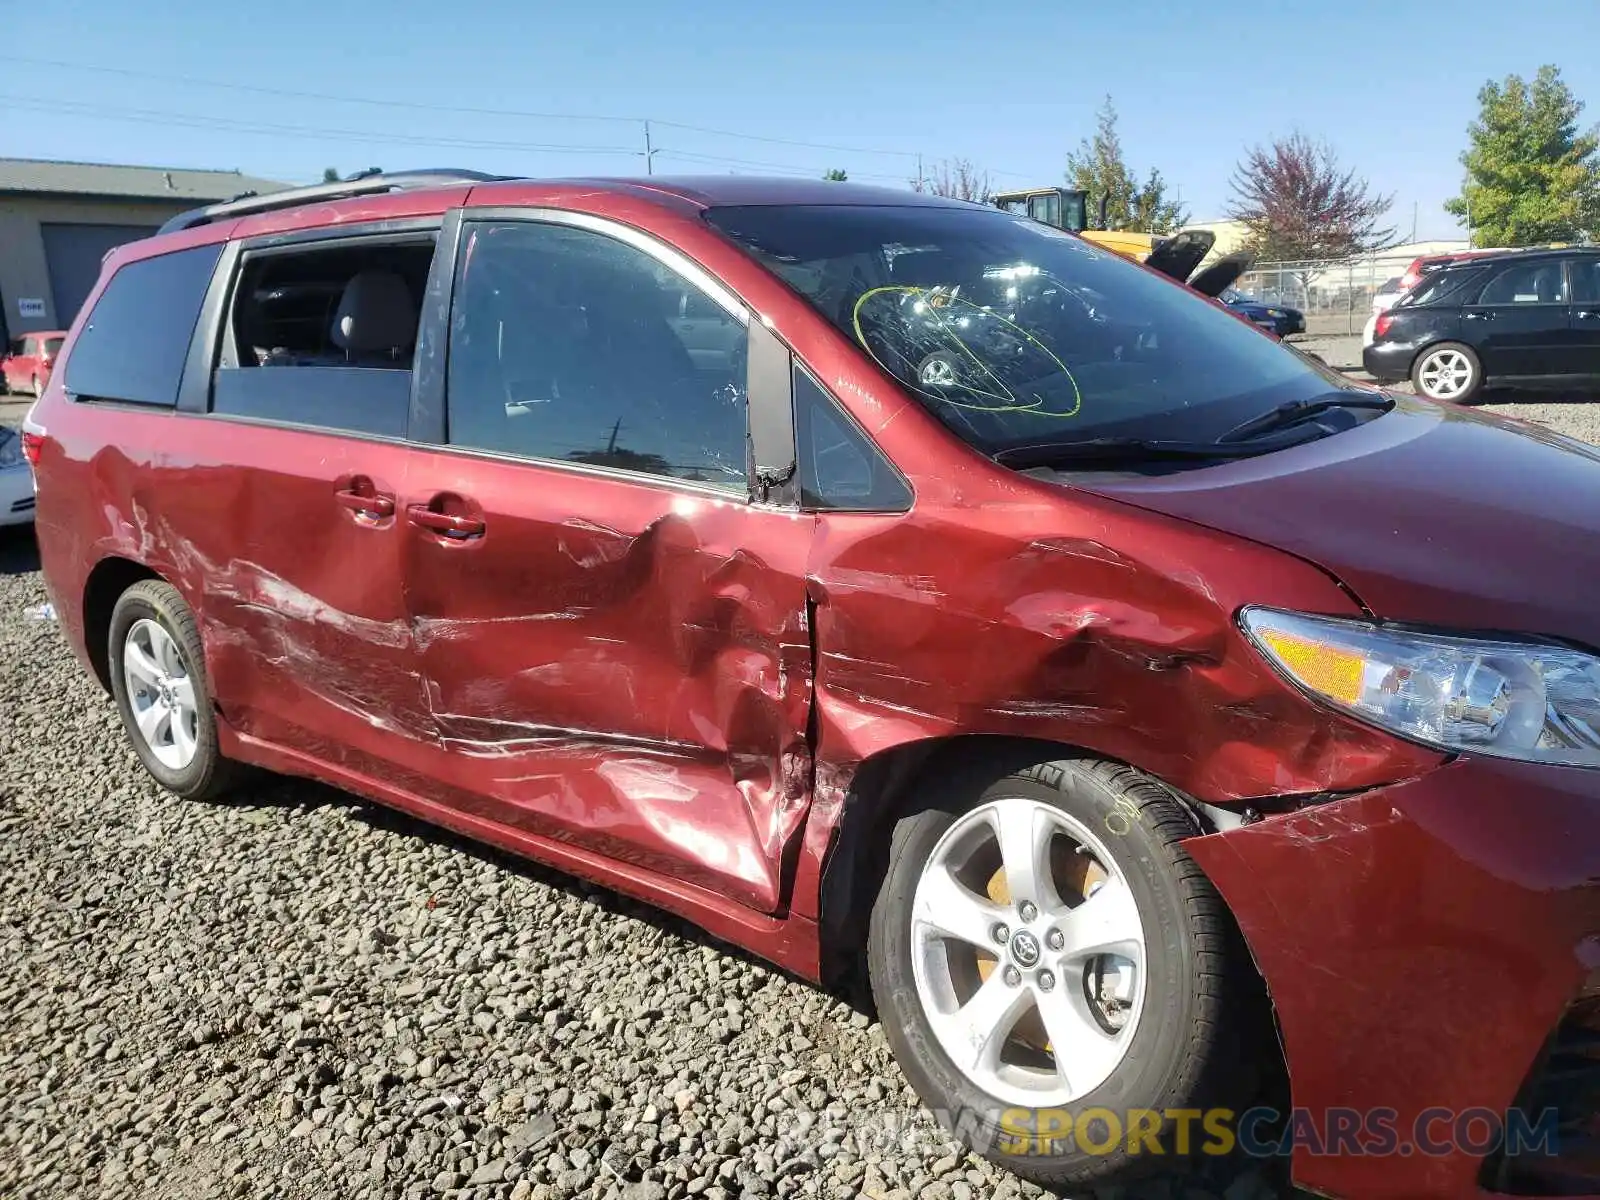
[1227,132,1395,260]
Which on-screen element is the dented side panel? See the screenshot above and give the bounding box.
[399,447,816,914]
[802,493,1444,803]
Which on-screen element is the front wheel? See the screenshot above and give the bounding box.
[1411,341,1482,404]
[867,755,1263,1189]
[107,579,238,800]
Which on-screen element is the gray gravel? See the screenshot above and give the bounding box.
[5,392,1596,1200]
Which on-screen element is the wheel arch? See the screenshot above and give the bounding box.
[815,734,1213,989]
[82,555,163,693]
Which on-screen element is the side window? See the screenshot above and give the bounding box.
[794,366,911,511]
[211,235,435,438]
[1478,262,1567,305]
[63,243,222,406]
[446,221,749,493]
[1571,259,1600,305]
[22,338,36,356]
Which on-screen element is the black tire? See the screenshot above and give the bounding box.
[107,579,238,800]
[1410,340,1483,404]
[867,754,1263,1189]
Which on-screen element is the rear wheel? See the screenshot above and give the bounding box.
[1411,341,1482,403]
[867,754,1262,1188]
[107,579,238,800]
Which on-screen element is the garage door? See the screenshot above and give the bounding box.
[41,223,159,326]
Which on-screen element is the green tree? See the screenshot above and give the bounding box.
[1445,65,1600,246]
[322,167,340,183]
[1065,97,1188,233]
[823,168,848,182]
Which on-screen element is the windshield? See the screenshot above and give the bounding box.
[705,204,1344,453]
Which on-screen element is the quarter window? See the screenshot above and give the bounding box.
[445,221,749,493]
[64,243,223,406]
[794,367,911,511]
[211,235,436,438]
[1478,262,1567,305]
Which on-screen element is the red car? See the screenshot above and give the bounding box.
[3,329,66,396]
[26,172,1600,1199]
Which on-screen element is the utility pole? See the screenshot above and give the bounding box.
[915,153,924,192]
[1411,201,1418,244]
[644,121,654,175]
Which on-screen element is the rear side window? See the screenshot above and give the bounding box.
[64,243,222,406]
[43,337,63,356]
[211,235,435,438]
[1399,267,1486,308]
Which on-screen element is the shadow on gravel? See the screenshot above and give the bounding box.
[214,772,1304,1200]
[223,770,837,1003]
[0,524,40,575]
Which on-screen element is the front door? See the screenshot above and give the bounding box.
[1568,256,1600,376]
[1462,258,1575,377]
[402,216,814,913]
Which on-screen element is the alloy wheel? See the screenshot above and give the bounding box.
[908,797,1146,1108]
[1417,349,1473,400]
[121,618,200,770]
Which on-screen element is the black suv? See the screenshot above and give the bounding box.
[1364,247,1600,403]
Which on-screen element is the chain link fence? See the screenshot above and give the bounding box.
[1234,252,1426,337]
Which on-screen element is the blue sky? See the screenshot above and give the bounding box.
[11,0,1599,241]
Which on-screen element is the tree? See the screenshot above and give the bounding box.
[916,158,992,203]
[1227,132,1394,260]
[322,167,340,183]
[1065,97,1188,234]
[1445,65,1600,246]
[823,168,848,182]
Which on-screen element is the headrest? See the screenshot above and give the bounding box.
[331,271,414,355]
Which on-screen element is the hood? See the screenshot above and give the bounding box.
[1072,397,1600,647]
[1143,229,1216,283]
[1188,250,1255,298]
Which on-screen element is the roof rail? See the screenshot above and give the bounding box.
[155,168,506,235]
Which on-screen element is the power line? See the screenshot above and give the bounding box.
[8,54,925,163]
[0,95,642,158]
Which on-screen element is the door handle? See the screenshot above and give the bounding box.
[406,503,485,538]
[333,487,394,519]
[1578,310,1600,320]
[1464,311,1492,320]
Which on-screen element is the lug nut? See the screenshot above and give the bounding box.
[1019,900,1038,922]
[1037,969,1056,991]
[991,923,1010,945]
[1003,966,1022,987]
[1045,928,1064,951]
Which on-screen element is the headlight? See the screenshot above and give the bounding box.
[1241,607,1600,767]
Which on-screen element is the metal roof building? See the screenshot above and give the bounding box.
[0,158,288,341]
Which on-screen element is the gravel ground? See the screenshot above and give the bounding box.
[3,394,1596,1200]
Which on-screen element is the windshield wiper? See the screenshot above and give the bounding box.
[993,437,1283,469]
[1218,392,1392,443]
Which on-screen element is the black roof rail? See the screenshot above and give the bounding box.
[156,168,507,236]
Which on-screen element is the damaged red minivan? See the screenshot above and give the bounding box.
[28,172,1600,1198]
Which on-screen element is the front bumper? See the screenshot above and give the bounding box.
[1362,340,1416,382]
[1276,312,1306,336]
[1186,757,1600,1198]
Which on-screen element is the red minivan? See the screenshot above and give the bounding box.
[27,172,1600,1199]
